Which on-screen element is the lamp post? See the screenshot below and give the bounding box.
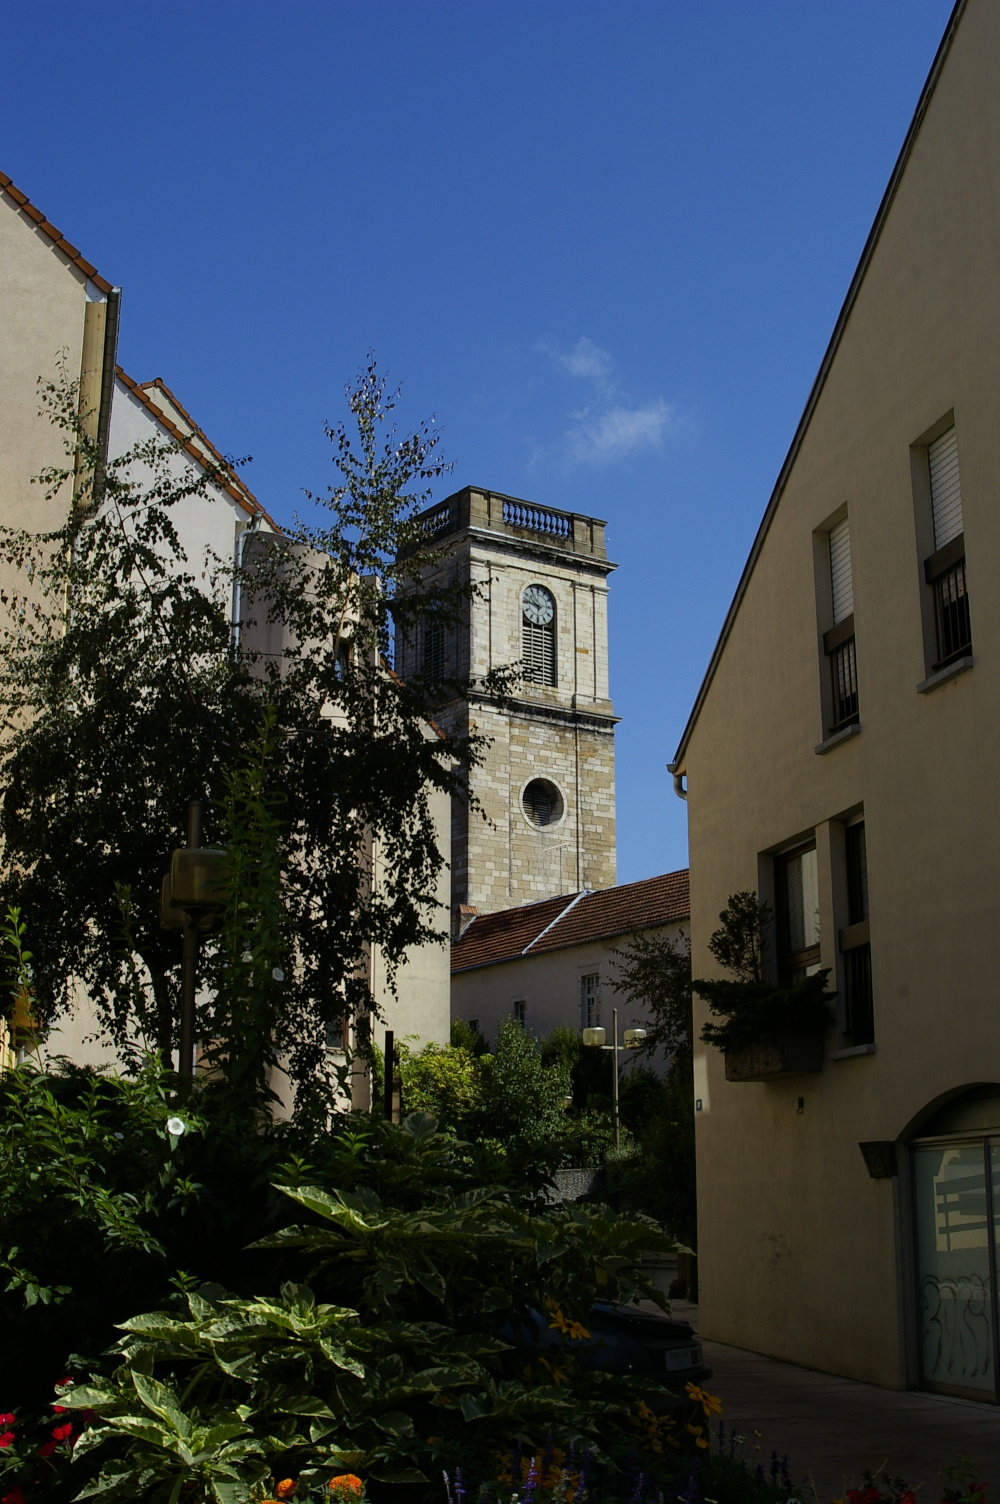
[160,799,228,1083]
[582,1008,647,1150]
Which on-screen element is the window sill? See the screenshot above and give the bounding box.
[829,1042,876,1060]
[815,722,861,755]
[917,655,973,694]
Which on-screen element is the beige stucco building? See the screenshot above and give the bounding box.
[398,487,617,925]
[670,0,1000,1399]
[451,870,688,1059]
[0,169,450,1075]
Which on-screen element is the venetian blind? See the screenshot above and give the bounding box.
[829,516,853,624]
[522,618,556,685]
[929,426,963,550]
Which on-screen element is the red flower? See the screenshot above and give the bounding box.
[0,1433,15,1450]
[56,1379,71,1388]
[52,1424,73,1442]
[0,1415,14,1426]
[52,1405,66,1414]
[2,1487,25,1504]
[38,1441,57,1458]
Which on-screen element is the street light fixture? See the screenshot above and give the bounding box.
[582,1007,646,1149]
[160,800,227,1084]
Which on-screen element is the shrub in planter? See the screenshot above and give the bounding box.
[695,973,835,1056]
[693,892,835,1067]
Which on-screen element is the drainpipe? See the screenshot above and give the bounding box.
[95,288,121,498]
[667,761,687,801]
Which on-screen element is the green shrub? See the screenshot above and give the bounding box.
[474,1019,570,1147]
[398,1041,479,1129]
[0,1086,682,1504]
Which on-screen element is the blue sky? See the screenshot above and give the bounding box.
[3,1,955,882]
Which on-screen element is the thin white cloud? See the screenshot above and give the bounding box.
[532,336,681,465]
[549,336,613,383]
[566,399,678,462]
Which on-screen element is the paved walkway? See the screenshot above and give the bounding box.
[670,1302,1000,1501]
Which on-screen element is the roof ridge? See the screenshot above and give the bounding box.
[521,889,589,955]
[0,170,114,295]
[115,366,281,531]
[137,376,257,508]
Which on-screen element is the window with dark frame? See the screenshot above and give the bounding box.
[775,842,821,985]
[580,973,601,1029]
[925,426,972,669]
[840,820,874,1046]
[824,516,859,733]
[423,620,446,680]
[512,999,526,1027]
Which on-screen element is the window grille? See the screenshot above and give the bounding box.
[824,516,859,732]
[830,635,859,730]
[512,1000,526,1027]
[423,621,445,680]
[933,557,972,666]
[842,820,874,1047]
[845,944,874,1046]
[580,973,600,1029]
[522,618,555,685]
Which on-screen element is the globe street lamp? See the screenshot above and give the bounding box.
[160,799,227,1083]
[582,1007,647,1149]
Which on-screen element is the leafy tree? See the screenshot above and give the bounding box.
[612,930,692,1062]
[540,1024,612,1110]
[705,890,771,983]
[610,932,696,1246]
[449,1017,488,1058]
[0,361,507,1119]
[474,1019,570,1148]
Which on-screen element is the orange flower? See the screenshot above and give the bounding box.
[685,1382,723,1417]
[328,1476,364,1502]
[275,1484,297,1500]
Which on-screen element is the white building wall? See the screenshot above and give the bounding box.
[451,918,687,1070]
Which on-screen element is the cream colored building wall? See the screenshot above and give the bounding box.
[373,777,452,1051]
[108,379,257,577]
[0,186,95,593]
[680,0,1000,1390]
[452,919,685,1060]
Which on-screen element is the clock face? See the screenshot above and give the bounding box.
[522,584,555,626]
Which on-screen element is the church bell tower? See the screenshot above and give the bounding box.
[398,487,617,919]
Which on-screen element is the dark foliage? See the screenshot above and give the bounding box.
[0,362,512,1119]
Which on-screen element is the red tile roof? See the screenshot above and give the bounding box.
[116,367,280,531]
[451,869,689,973]
[0,171,114,294]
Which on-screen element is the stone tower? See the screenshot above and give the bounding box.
[398,486,617,919]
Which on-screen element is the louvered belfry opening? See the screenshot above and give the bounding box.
[926,426,972,668]
[423,621,445,680]
[825,515,859,732]
[522,616,556,685]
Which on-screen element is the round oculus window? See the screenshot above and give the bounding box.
[522,778,564,828]
[522,584,555,626]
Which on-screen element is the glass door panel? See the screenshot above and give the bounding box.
[913,1143,994,1396]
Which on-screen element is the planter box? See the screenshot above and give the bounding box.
[543,1166,605,1204]
[724,1030,825,1081]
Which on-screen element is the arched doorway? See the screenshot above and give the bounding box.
[911,1085,1000,1400]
